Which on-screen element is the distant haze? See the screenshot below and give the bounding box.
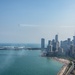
[0,0,75,43]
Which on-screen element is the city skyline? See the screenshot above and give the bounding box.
[0,0,75,43]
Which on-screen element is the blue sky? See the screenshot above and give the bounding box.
[0,0,75,43]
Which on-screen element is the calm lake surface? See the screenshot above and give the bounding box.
[0,50,63,75]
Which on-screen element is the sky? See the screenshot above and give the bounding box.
[0,0,75,43]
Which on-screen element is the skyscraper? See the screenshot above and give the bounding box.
[47,40,52,52]
[41,38,45,50]
[52,39,56,52]
[55,34,58,42]
[55,34,59,51]
[67,38,71,50]
[67,38,71,45]
[48,40,51,45]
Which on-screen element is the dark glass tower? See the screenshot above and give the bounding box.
[41,38,45,50]
[55,34,58,42]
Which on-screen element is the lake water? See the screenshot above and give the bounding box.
[0,50,63,75]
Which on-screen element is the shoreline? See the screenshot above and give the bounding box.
[52,57,70,75]
[41,54,70,75]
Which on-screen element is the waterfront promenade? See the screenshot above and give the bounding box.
[57,61,75,75]
[53,58,70,75]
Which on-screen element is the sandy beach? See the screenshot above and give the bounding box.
[52,57,70,75]
[41,53,70,75]
[53,57,70,64]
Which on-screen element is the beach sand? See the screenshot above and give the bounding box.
[52,57,70,75]
[41,53,70,75]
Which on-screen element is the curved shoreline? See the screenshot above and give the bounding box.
[57,64,67,75]
[52,57,70,75]
[41,53,70,75]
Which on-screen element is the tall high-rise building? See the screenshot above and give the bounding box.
[47,40,52,52]
[52,39,56,52]
[60,41,63,48]
[55,34,58,42]
[67,38,71,45]
[56,42,59,51]
[69,45,75,57]
[55,34,59,51]
[48,40,51,45]
[60,40,68,51]
[47,45,52,52]
[67,38,71,50]
[41,38,45,50]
